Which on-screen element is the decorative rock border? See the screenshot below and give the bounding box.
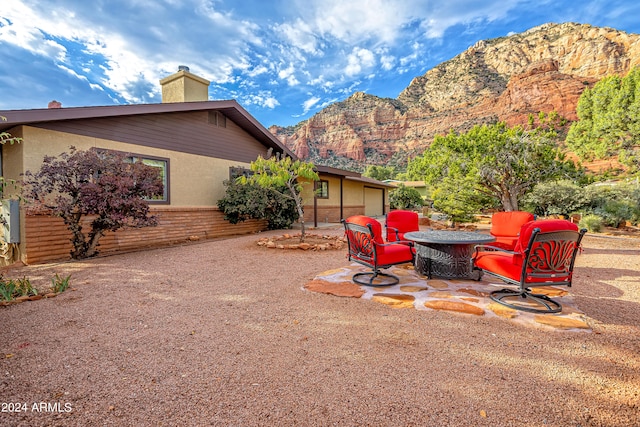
[257,233,346,250]
[0,291,63,306]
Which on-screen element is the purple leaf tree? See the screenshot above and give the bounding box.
[23,147,164,259]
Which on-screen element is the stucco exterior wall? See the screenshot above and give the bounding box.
[1,125,266,265]
[160,70,209,103]
[300,175,390,223]
[14,126,248,206]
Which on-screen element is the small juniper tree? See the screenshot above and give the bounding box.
[23,147,164,259]
[389,183,424,210]
[240,150,319,243]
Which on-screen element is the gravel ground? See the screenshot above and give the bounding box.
[1,227,639,427]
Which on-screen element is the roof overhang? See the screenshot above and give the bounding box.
[345,175,397,188]
[314,165,395,188]
[0,100,294,157]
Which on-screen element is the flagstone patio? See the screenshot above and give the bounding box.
[305,263,592,331]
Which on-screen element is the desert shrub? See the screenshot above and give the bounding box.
[593,200,639,227]
[579,214,603,232]
[390,184,424,210]
[584,181,640,226]
[217,179,298,230]
[523,180,587,217]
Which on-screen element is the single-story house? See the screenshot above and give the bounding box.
[383,180,430,201]
[0,67,393,265]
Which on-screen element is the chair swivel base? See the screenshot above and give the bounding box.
[353,271,399,287]
[490,288,562,314]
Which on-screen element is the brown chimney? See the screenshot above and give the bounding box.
[48,100,62,108]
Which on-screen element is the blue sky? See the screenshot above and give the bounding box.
[1,0,640,128]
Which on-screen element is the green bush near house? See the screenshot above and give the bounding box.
[390,183,424,210]
[218,179,298,230]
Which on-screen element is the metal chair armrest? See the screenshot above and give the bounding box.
[386,226,400,241]
[376,240,414,248]
[472,244,518,259]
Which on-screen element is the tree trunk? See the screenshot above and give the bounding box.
[85,228,105,258]
[288,182,306,243]
[501,189,519,211]
[294,194,306,243]
[65,213,88,259]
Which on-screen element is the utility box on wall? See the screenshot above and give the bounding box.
[1,199,20,243]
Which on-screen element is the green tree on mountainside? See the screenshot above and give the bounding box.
[566,67,640,174]
[363,165,397,181]
[406,122,577,215]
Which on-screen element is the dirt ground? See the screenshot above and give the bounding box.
[0,225,639,426]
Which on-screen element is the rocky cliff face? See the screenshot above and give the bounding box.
[270,22,640,171]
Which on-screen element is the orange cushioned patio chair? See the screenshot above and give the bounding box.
[489,210,535,250]
[472,219,586,313]
[342,215,415,286]
[385,210,420,242]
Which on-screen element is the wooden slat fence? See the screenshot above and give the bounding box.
[23,207,266,264]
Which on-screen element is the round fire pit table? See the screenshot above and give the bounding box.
[404,230,496,280]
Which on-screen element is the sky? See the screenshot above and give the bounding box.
[1,1,640,128]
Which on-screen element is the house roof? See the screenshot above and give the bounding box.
[382,179,426,187]
[0,100,294,157]
[402,181,427,187]
[345,175,397,188]
[316,165,396,188]
[315,165,360,177]
[1,101,394,189]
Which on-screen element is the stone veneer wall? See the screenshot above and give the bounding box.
[23,207,267,264]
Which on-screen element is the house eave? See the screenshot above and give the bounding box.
[0,100,294,157]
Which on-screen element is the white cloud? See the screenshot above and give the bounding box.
[0,0,266,103]
[275,19,320,54]
[278,63,300,86]
[345,47,376,76]
[380,54,396,71]
[0,4,68,59]
[242,91,280,109]
[247,65,270,77]
[304,0,415,44]
[302,96,320,113]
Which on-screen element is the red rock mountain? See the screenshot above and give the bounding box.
[270,22,640,171]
